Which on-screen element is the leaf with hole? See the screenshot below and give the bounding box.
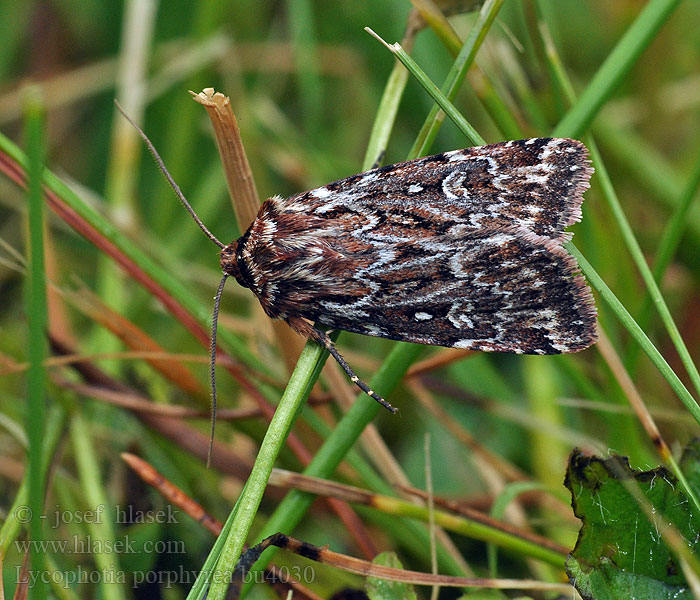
[565,444,700,600]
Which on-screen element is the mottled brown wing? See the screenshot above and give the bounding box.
[286,138,592,242]
[296,227,597,354]
[231,138,596,354]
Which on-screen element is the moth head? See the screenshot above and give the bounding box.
[220,240,243,282]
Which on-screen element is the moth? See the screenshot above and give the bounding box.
[218,138,597,405]
[121,103,596,417]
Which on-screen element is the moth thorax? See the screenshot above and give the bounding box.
[220,241,242,282]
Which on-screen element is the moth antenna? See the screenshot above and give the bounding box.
[113,100,225,250]
[313,327,398,414]
[207,274,229,467]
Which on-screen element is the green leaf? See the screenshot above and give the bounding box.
[366,553,417,600]
[565,448,700,599]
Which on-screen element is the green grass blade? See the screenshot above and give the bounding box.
[0,406,65,561]
[408,0,504,158]
[205,340,329,599]
[69,410,125,600]
[185,485,242,599]
[585,139,700,400]
[539,10,700,403]
[240,343,425,595]
[539,5,700,523]
[649,151,700,288]
[155,0,229,235]
[552,0,683,139]
[93,0,157,370]
[363,58,411,171]
[287,0,323,140]
[471,65,527,140]
[23,86,49,600]
[625,151,700,372]
[365,30,484,148]
[567,245,700,424]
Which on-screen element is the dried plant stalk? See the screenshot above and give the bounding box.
[192,88,305,370]
[191,88,260,228]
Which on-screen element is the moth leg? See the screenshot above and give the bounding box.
[312,328,398,413]
[286,317,398,413]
